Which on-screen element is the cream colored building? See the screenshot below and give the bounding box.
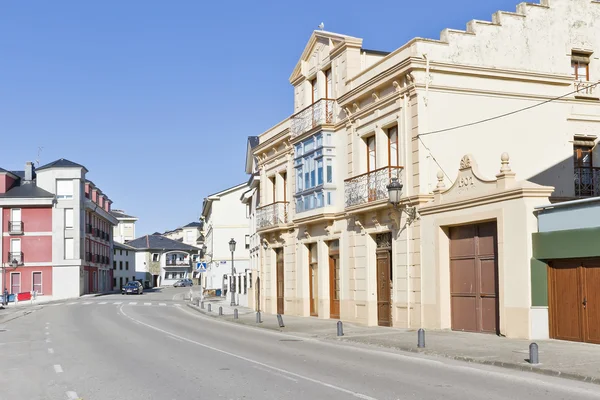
[253,0,600,340]
[111,209,138,244]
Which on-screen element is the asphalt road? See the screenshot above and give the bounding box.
[1,288,600,400]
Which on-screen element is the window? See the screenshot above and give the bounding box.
[113,261,116,270]
[152,253,159,262]
[186,231,194,242]
[56,180,73,199]
[114,249,116,255]
[65,238,74,259]
[33,272,42,294]
[10,272,20,294]
[572,52,590,81]
[125,277,129,284]
[65,209,74,229]
[311,78,317,104]
[126,250,128,256]
[126,261,129,270]
[367,136,376,172]
[326,159,333,183]
[574,142,596,197]
[113,278,117,288]
[295,133,335,213]
[388,126,399,167]
[119,261,123,270]
[120,249,123,256]
[245,235,250,249]
[325,69,332,99]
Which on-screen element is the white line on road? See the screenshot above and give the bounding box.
[66,391,79,399]
[253,365,298,382]
[67,302,77,306]
[144,303,151,306]
[45,332,50,336]
[45,326,49,330]
[167,335,182,342]
[48,348,54,354]
[53,364,63,373]
[45,338,51,343]
[159,303,166,306]
[82,302,92,305]
[99,301,107,305]
[113,302,122,305]
[119,306,378,400]
[173,304,181,307]
[129,302,137,305]
[46,322,50,325]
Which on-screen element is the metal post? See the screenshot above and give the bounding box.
[277,314,285,327]
[256,311,262,323]
[337,321,344,336]
[230,250,235,306]
[417,328,425,348]
[219,306,223,316]
[529,343,539,365]
[234,309,238,319]
[207,303,211,312]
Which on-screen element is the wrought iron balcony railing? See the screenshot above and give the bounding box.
[574,81,599,99]
[8,251,23,265]
[166,259,189,266]
[575,166,600,197]
[345,166,404,208]
[256,201,289,230]
[291,99,336,138]
[8,221,23,235]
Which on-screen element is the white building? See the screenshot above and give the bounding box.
[111,209,138,244]
[127,234,200,287]
[201,183,251,306]
[163,222,204,247]
[112,241,137,290]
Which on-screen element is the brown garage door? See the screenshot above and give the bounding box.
[449,222,499,334]
[549,260,600,344]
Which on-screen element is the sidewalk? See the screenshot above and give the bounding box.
[189,297,600,385]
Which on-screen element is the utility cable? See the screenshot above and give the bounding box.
[417,80,600,138]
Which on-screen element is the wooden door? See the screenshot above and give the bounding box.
[549,261,583,341]
[449,222,499,334]
[309,243,318,317]
[376,250,392,327]
[276,249,284,315]
[582,264,600,344]
[329,255,340,319]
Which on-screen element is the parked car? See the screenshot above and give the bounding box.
[121,281,143,295]
[173,279,193,287]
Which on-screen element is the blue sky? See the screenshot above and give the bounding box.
[0,0,522,236]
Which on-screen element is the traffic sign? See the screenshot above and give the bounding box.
[196,262,207,272]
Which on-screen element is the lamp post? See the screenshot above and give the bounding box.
[386,177,417,224]
[229,238,236,306]
[200,244,207,303]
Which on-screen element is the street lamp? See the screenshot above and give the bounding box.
[2,259,18,306]
[229,238,236,306]
[386,177,417,225]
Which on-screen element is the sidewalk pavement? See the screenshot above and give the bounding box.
[190,297,600,385]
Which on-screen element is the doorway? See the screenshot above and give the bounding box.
[276,248,284,315]
[329,240,340,319]
[549,260,600,344]
[309,243,319,317]
[376,233,392,327]
[449,222,499,334]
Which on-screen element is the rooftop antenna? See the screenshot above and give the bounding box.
[36,147,44,166]
[318,22,324,31]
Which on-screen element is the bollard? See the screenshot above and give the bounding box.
[277,314,285,328]
[417,328,425,348]
[207,304,212,312]
[219,306,223,316]
[256,311,262,324]
[200,301,204,309]
[337,321,344,337]
[234,309,238,319]
[529,343,539,365]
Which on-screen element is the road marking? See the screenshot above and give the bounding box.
[66,391,79,399]
[159,303,166,306]
[45,338,51,343]
[167,335,182,342]
[144,303,151,306]
[113,302,122,305]
[173,304,181,307]
[46,322,50,325]
[82,302,92,305]
[45,326,49,330]
[48,348,54,354]
[119,306,378,400]
[254,366,298,382]
[53,364,63,373]
[129,302,137,305]
[45,332,50,336]
[99,301,107,305]
[67,302,77,306]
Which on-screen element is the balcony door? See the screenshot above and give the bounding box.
[11,208,21,232]
[366,136,377,201]
[309,243,319,317]
[10,239,21,263]
[10,273,20,295]
[574,144,595,196]
[329,240,340,319]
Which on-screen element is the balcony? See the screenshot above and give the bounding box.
[166,259,190,266]
[86,224,92,234]
[575,167,600,197]
[256,201,289,230]
[86,252,92,262]
[345,166,404,209]
[7,251,23,266]
[291,99,336,138]
[574,81,599,100]
[8,221,23,235]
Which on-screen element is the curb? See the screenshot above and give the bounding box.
[185,303,600,386]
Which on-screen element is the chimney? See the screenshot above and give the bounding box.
[25,162,34,182]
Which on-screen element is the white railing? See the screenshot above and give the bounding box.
[291,99,336,138]
[574,81,599,98]
[256,202,289,230]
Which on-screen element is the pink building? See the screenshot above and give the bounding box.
[0,159,118,301]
